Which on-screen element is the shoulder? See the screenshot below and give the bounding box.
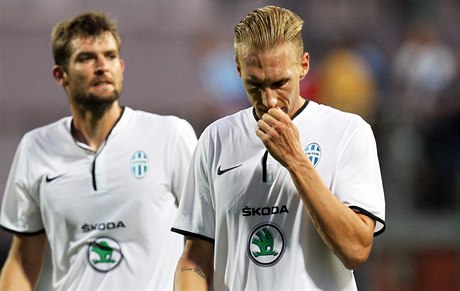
[123,108,196,144]
[9,117,71,168]
[202,107,253,137]
[305,101,371,131]
[126,107,194,131]
[21,117,71,147]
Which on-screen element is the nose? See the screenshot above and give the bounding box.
[261,88,278,109]
[94,56,108,75]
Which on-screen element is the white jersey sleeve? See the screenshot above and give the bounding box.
[334,120,385,235]
[1,133,44,233]
[173,127,215,241]
[168,119,198,203]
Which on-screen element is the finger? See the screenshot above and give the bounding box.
[267,107,288,121]
[261,112,277,126]
[255,127,266,139]
[257,119,276,136]
[255,127,273,146]
[261,113,288,137]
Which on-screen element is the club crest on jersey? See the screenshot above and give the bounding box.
[247,222,286,267]
[304,143,321,167]
[131,150,149,178]
[88,237,123,272]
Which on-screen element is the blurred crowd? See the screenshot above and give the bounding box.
[301,22,459,214]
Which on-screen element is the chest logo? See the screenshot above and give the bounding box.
[304,143,321,167]
[88,237,123,272]
[217,164,242,175]
[247,222,286,267]
[131,150,149,179]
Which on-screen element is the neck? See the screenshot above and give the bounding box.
[71,102,122,151]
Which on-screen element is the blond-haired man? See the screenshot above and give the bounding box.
[172,6,385,290]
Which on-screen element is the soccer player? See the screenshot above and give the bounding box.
[0,12,197,290]
[172,5,385,290]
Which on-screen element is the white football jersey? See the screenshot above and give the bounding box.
[172,101,385,291]
[1,107,197,290]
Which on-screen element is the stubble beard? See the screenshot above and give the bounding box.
[73,89,121,120]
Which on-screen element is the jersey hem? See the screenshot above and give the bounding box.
[171,227,215,243]
[0,225,45,235]
[349,206,386,237]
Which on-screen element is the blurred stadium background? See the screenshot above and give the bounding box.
[1,1,458,290]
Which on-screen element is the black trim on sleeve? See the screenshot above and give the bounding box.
[0,225,46,236]
[171,228,215,243]
[349,206,386,237]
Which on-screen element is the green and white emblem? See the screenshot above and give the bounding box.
[247,222,286,267]
[88,237,123,272]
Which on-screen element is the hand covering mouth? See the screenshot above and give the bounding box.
[257,105,286,114]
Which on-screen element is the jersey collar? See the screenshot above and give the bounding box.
[69,106,127,151]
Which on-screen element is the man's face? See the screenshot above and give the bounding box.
[237,43,309,119]
[59,32,124,108]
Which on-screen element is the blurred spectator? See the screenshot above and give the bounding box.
[198,42,246,106]
[194,36,249,116]
[393,22,457,125]
[354,39,391,101]
[186,35,250,135]
[391,22,458,210]
[316,39,378,123]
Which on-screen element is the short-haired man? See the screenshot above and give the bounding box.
[0,12,197,290]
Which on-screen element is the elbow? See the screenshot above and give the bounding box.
[339,227,375,270]
[342,253,369,270]
[339,244,372,270]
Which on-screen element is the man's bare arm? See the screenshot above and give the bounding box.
[0,233,46,290]
[174,237,214,291]
[257,107,376,269]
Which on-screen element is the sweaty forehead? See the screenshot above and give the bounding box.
[242,59,294,87]
[238,44,297,68]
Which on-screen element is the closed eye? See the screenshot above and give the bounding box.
[246,81,261,92]
[271,79,289,89]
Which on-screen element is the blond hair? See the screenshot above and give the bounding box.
[234,6,304,61]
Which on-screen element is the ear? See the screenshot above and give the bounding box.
[52,65,68,87]
[235,55,241,78]
[299,52,309,80]
[120,58,125,72]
